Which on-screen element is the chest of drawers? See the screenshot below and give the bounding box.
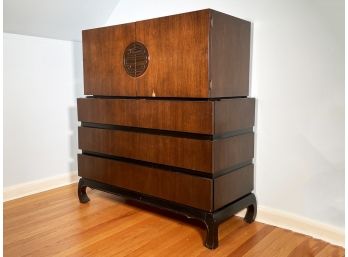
[77,9,257,249]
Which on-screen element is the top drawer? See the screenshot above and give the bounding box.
[83,9,251,98]
[77,98,255,135]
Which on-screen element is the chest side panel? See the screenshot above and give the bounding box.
[214,98,255,135]
[213,164,254,210]
[210,10,251,97]
[213,133,254,172]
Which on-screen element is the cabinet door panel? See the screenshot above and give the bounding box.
[135,10,210,98]
[83,23,136,96]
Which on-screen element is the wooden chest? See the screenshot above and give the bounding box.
[77,9,257,249]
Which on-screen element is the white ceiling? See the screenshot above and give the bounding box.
[4,0,121,42]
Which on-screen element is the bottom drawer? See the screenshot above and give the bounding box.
[78,154,254,211]
[78,154,213,211]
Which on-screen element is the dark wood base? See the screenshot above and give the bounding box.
[78,177,257,249]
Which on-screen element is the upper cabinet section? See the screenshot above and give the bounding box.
[82,9,251,98]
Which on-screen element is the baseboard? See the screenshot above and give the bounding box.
[237,206,345,247]
[3,172,79,202]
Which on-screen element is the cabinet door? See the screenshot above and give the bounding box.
[135,10,210,98]
[83,23,136,96]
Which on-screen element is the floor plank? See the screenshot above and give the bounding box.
[4,184,345,257]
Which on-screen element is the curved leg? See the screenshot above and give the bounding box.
[78,178,90,203]
[204,213,219,249]
[244,193,257,223]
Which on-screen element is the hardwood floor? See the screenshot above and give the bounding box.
[4,184,344,257]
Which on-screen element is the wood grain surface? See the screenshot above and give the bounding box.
[78,127,212,172]
[78,127,254,173]
[77,98,214,134]
[81,9,251,98]
[209,10,251,97]
[78,154,213,211]
[4,184,344,257]
[136,10,210,98]
[83,23,136,96]
[78,154,254,211]
[214,164,254,210]
[213,133,254,172]
[214,98,255,135]
[78,98,255,135]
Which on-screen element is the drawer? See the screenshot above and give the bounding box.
[77,98,213,134]
[78,154,254,211]
[78,127,254,173]
[77,98,255,135]
[78,154,213,211]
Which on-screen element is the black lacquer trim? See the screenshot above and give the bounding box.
[78,177,257,249]
[81,122,213,139]
[81,177,206,212]
[85,95,248,101]
[81,151,213,178]
[80,151,253,179]
[80,122,253,140]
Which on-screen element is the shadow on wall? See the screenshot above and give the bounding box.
[69,42,84,173]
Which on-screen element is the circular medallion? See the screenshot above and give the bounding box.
[123,42,149,77]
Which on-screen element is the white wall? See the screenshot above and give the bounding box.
[106,0,344,229]
[4,0,120,41]
[4,33,83,187]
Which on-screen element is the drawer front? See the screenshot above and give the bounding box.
[77,98,213,134]
[214,164,254,210]
[78,127,212,172]
[78,154,213,211]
